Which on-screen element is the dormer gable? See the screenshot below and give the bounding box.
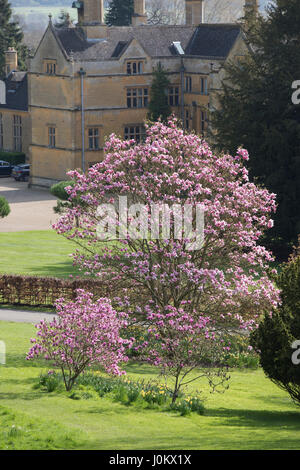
[114,37,150,61]
[30,19,70,75]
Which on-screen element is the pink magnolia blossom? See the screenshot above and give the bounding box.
[53,118,280,397]
[27,290,131,391]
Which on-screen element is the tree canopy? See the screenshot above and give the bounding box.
[212,0,300,260]
[251,238,300,405]
[0,0,27,77]
[147,62,171,123]
[105,0,134,26]
[54,119,279,401]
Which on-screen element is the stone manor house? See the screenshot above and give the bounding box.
[0,0,258,188]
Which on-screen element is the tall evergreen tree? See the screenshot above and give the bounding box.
[0,0,27,77]
[148,62,171,123]
[212,0,300,260]
[105,0,134,26]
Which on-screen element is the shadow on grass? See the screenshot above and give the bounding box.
[5,355,49,368]
[125,362,158,376]
[0,390,44,401]
[254,393,296,407]
[75,401,168,416]
[1,376,37,386]
[22,262,79,279]
[206,407,300,430]
[83,433,300,450]
[74,405,131,416]
[80,406,300,450]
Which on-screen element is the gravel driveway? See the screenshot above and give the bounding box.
[0,177,59,232]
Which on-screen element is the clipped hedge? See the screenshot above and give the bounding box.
[0,196,10,218]
[0,274,107,308]
[0,151,26,166]
[50,181,74,201]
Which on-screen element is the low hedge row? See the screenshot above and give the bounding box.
[0,151,26,166]
[0,274,107,308]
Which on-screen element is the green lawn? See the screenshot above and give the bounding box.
[0,231,78,278]
[0,321,300,450]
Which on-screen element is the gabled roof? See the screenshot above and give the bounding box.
[0,71,28,111]
[52,23,242,62]
[54,26,93,56]
[186,24,241,58]
[111,41,128,58]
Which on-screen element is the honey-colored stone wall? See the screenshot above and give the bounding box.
[28,22,246,187]
[0,109,31,158]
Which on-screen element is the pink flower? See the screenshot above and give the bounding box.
[52,118,279,391]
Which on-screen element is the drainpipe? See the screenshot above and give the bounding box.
[180,56,185,130]
[79,68,86,172]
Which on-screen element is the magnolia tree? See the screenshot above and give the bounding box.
[54,118,280,400]
[140,305,231,402]
[27,290,131,391]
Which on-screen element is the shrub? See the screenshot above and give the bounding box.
[27,290,132,391]
[171,397,205,416]
[50,180,84,217]
[68,385,99,401]
[0,274,108,308]
[77,373,120,397]
[250,251,300,404]
[36,370,62,393]
[0,196,10,218]
[222,334,259,369]
[50,181,74,201]
[50,181,75,215]
[0,151,25,166]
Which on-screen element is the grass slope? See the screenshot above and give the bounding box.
[0,321,300,450]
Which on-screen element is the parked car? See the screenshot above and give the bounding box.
[0,160,12,177]
[12,164,30,181]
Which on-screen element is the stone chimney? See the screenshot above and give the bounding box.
[73,0,107,39]
[185,0,204,25]
[5,47,18,76]
[86,0,104,24]
[132,0,147,26]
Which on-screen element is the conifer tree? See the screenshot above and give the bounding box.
[212,0,300,260]
[54,10,73,29]
[0,0,26,77]
[250,239,300,405]
[148,62,171,123]
[105,0,134,26]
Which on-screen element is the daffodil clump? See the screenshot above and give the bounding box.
[42,371,205,415]
[171,396,205,416]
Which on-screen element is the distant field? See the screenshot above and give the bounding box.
[13,6,77,27]
[13,0,270,31]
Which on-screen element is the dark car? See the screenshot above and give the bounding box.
[12,164,30,181]
[0,160,12,177]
